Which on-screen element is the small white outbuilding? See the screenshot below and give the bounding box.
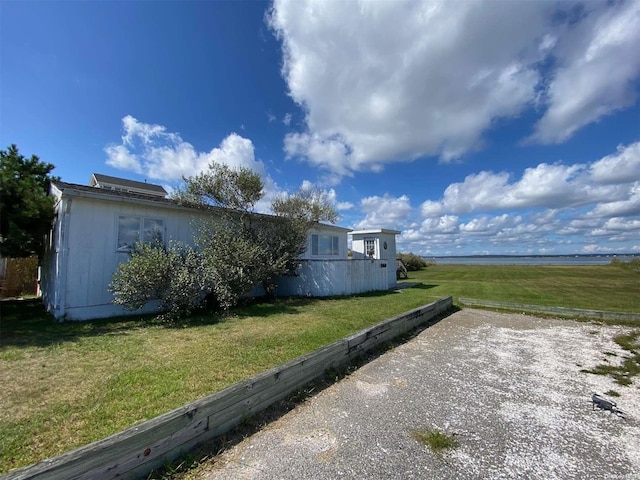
[350,229,401,289]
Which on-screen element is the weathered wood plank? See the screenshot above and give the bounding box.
[83,417,209,480]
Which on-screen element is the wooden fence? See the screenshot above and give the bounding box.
[3,297,453,480]
[0,256,38,298]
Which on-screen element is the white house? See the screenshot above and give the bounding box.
[40,175,400,321]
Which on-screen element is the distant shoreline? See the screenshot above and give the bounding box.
[424,254,639,266]
[429,253,639,259]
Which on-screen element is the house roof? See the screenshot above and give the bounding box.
[50,180,353,232]
[309,222,353,233]
[52,180,181,208]
[350,229,401,235]
[90,173,167,197]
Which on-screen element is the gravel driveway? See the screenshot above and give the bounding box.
[199,308,639,480]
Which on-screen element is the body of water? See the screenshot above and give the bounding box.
[428,255,638,266]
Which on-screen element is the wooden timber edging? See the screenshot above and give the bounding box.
[458,297,640,323]
[3,296,453,480]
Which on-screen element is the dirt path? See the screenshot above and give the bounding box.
[198,309,639,479]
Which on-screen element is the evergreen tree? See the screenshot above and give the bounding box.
[0,145,58,258]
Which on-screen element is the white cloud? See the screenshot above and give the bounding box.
[121,114,174,146]
[283,113,292,126]
[104,144,142,174]
[459,214,518,236]
[336,201,354,211]
[354,194,413,230]
[419,164,589,216]
[532,1,640,143]
[284,132,352,176]
[403,142,640,255]
[587,182,640,218]
[582,244,617,254]
[419,143,640,218]
[104,116,286,213]
[589,142,640,184]
[270,0,640,178]
[591,217,640,236]
[105,116,266,182]
[204,133,266,176]
[420,215,459,234]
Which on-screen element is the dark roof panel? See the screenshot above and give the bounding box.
[54,180,177,206]
[90,173,167,195]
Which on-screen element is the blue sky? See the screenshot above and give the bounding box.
[2,0,639,256]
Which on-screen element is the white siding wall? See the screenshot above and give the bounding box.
[276,259,389,297]
[351,237,366,259]
[44,194,211,320]
[378,232,398,289]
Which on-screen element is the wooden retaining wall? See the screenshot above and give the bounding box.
[459,297,640,323]
[3,297,453,480]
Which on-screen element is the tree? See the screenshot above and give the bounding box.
[266,186,339,293]
[271,186,339,224]
[176,163,274,308]
[173,163,264,212]
[176,163,341,305]
[0,144,58,258]
[110,160,339,319]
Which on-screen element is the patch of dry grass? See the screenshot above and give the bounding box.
[411,428,459,454]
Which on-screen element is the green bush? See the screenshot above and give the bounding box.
[109,242,209,320]
[610,258,640,272]
[397,252,428,271]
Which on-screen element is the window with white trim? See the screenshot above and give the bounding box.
[117,216,164,251]
[365,239,376,258]
[311,234,339,256]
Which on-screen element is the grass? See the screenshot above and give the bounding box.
[0,263,638,474]
[0,290,433,474]
[581,330,640,386]
[411,428,459,454]
[408,264,640,314]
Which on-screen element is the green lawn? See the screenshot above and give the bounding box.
[409,263,640,313]
[0,289,432,474]
[0,263,638,474]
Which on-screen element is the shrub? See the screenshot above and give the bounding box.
[397,252,428,271]
[196,220,268,310]
[610,258,640,271]
[110,242,210,320]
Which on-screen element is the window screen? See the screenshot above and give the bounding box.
[311,234,339,256]
[117,216,164,251]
